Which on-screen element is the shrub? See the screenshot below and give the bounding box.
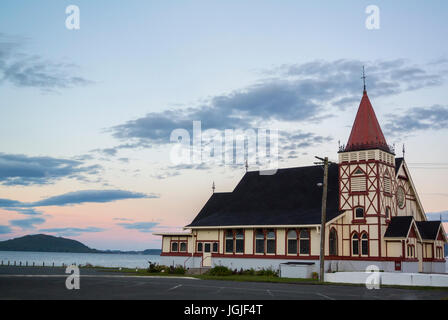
[171,265,186,274]
[207,266,233,276]
[255,267,278,277]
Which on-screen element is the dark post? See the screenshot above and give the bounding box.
[319,157,329,282]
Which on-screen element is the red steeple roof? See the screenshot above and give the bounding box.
[344,91,391,153]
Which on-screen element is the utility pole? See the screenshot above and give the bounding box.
[315,156,329,282]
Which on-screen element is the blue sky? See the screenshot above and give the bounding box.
[0,0,447,249]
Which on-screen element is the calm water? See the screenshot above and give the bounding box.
[0,251,160,268]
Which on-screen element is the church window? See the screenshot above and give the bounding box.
[212,242,218,253]
[287,230,298,254]
[352,233,359,255]
[329,228,338,256]
[180,242,187,252]
[361,233,369,256]
[384,175,392,194]
[225,230,234,253]
[299,229,310,254]
[197,242,203,252]
[171,241,178,252]
[355,207,365,219]
[255,229,265,254]
[266,229,276,254]
[385,207,391,219]
[235,230,244,253]
[351,168,367,192]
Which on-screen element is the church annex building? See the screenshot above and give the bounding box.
[155,88,447,274]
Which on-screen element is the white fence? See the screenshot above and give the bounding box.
[325,272,448,287]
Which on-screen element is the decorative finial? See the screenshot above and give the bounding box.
[361,66,367,93]
[402,144,405,158]
[212,181,215,193]
[245,159,249,173]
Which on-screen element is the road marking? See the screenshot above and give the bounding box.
[315,292,335,300]
[0,275,198,280]
[266,289,274,297]
[166,284,182,292]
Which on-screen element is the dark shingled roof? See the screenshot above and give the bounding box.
[384,216,413,238]
[395,157,404,174]
[416,221,442,240]
[186,163,341,227]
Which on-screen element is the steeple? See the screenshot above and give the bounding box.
[344,90,391,153]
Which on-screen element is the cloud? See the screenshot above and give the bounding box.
[110,59,443,148]
[117,222,159,233]
[39,227,105,237]
[0,33,91,90]
[384,105,448,136]
[0,225,12,234]
[31,190,156,207]
[4,208,43,216]
[9,217,46,230]
[0,153,101,186]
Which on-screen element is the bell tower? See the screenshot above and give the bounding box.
[338,75,396,257]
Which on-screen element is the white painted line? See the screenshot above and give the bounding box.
[166,284,183,292]
[315,292,335,300]
[266,289,274,297]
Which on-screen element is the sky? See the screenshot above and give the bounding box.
[0,0,447,250]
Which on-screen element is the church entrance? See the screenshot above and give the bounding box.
[202,242,212,267]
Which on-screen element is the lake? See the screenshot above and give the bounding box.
[0,251,160,269]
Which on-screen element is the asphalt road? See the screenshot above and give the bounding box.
[0,266,446,300]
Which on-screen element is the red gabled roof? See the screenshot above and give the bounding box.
[345,91,391,153]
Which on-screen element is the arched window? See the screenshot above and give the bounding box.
[351,168,367,192]
[299,229,310,255]
[266,229,276,254]
[329,228,338,256]
[385,207,391,219]
[287,230,298,254]
[235,230,244,253]
[361,233,369,256]
[255,229,265,254]
[225,230,234,253]
[352,233,359,255]
[355,207,365,219]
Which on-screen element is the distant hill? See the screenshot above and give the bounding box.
[0,234,98,253]
[0,234,161,255]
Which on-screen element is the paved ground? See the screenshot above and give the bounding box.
[0,266,447,300]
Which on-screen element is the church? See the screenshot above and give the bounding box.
[155,85,447,274]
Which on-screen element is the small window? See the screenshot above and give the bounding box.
[384,175,392,194]
[266,229,276,254]
[197,242,203,253]
[352,234,359,255]
[355,207,365,219]
[204,243,211,253]
[212,242,218,253]
[299,229,310,254]
[171,242,178,252]
[385,207,391,219]
[255,229,265,254]
[180,242,187,252]
[287,230,297,254]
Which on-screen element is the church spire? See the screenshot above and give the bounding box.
[344,80,391,153]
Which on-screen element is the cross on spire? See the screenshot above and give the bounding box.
[361,66,367,93]
[212,181,216,193]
